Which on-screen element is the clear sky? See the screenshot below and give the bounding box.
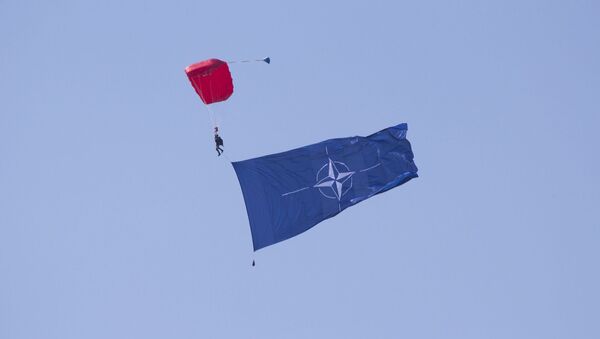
[1,1,599,338]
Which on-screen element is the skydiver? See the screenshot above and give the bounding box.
[214,127,224,156]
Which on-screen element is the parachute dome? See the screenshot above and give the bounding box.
[185,59,234,105]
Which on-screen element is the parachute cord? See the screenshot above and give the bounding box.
[227,57,270,64]
[221,152,233,164]
[204,104,219,129]
[228,59,260,64]
[204,71,220,129]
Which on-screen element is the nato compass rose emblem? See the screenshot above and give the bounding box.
[314,158,355,200]
[281,146,382,211]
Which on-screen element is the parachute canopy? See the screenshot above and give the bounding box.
[185,59,233,105]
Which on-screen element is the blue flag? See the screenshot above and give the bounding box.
[232,123,418,251]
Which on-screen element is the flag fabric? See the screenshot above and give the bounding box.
[232,123,418,251]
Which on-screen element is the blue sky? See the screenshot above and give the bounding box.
[1,1,599,338]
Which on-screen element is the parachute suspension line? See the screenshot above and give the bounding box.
[208,73,216,128]
[204,104,218,129]
[221,151,233,164]
[205,75,220,129]
[227,57,271,64]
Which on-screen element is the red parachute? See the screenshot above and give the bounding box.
[185,57,269,148]
[185,59,234,105]
[185,57,270,106]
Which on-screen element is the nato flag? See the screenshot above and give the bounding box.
[232,123,418,251]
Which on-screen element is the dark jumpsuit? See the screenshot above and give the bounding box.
[215,134,224,155]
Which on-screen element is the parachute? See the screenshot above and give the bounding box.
[185,57,270,106]
[185,59,234,105]
[185,57,270,131]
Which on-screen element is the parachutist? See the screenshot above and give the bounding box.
[214,127,224,156]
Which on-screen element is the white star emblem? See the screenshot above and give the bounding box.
[314,159,355,200]
[280,146,381,210]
